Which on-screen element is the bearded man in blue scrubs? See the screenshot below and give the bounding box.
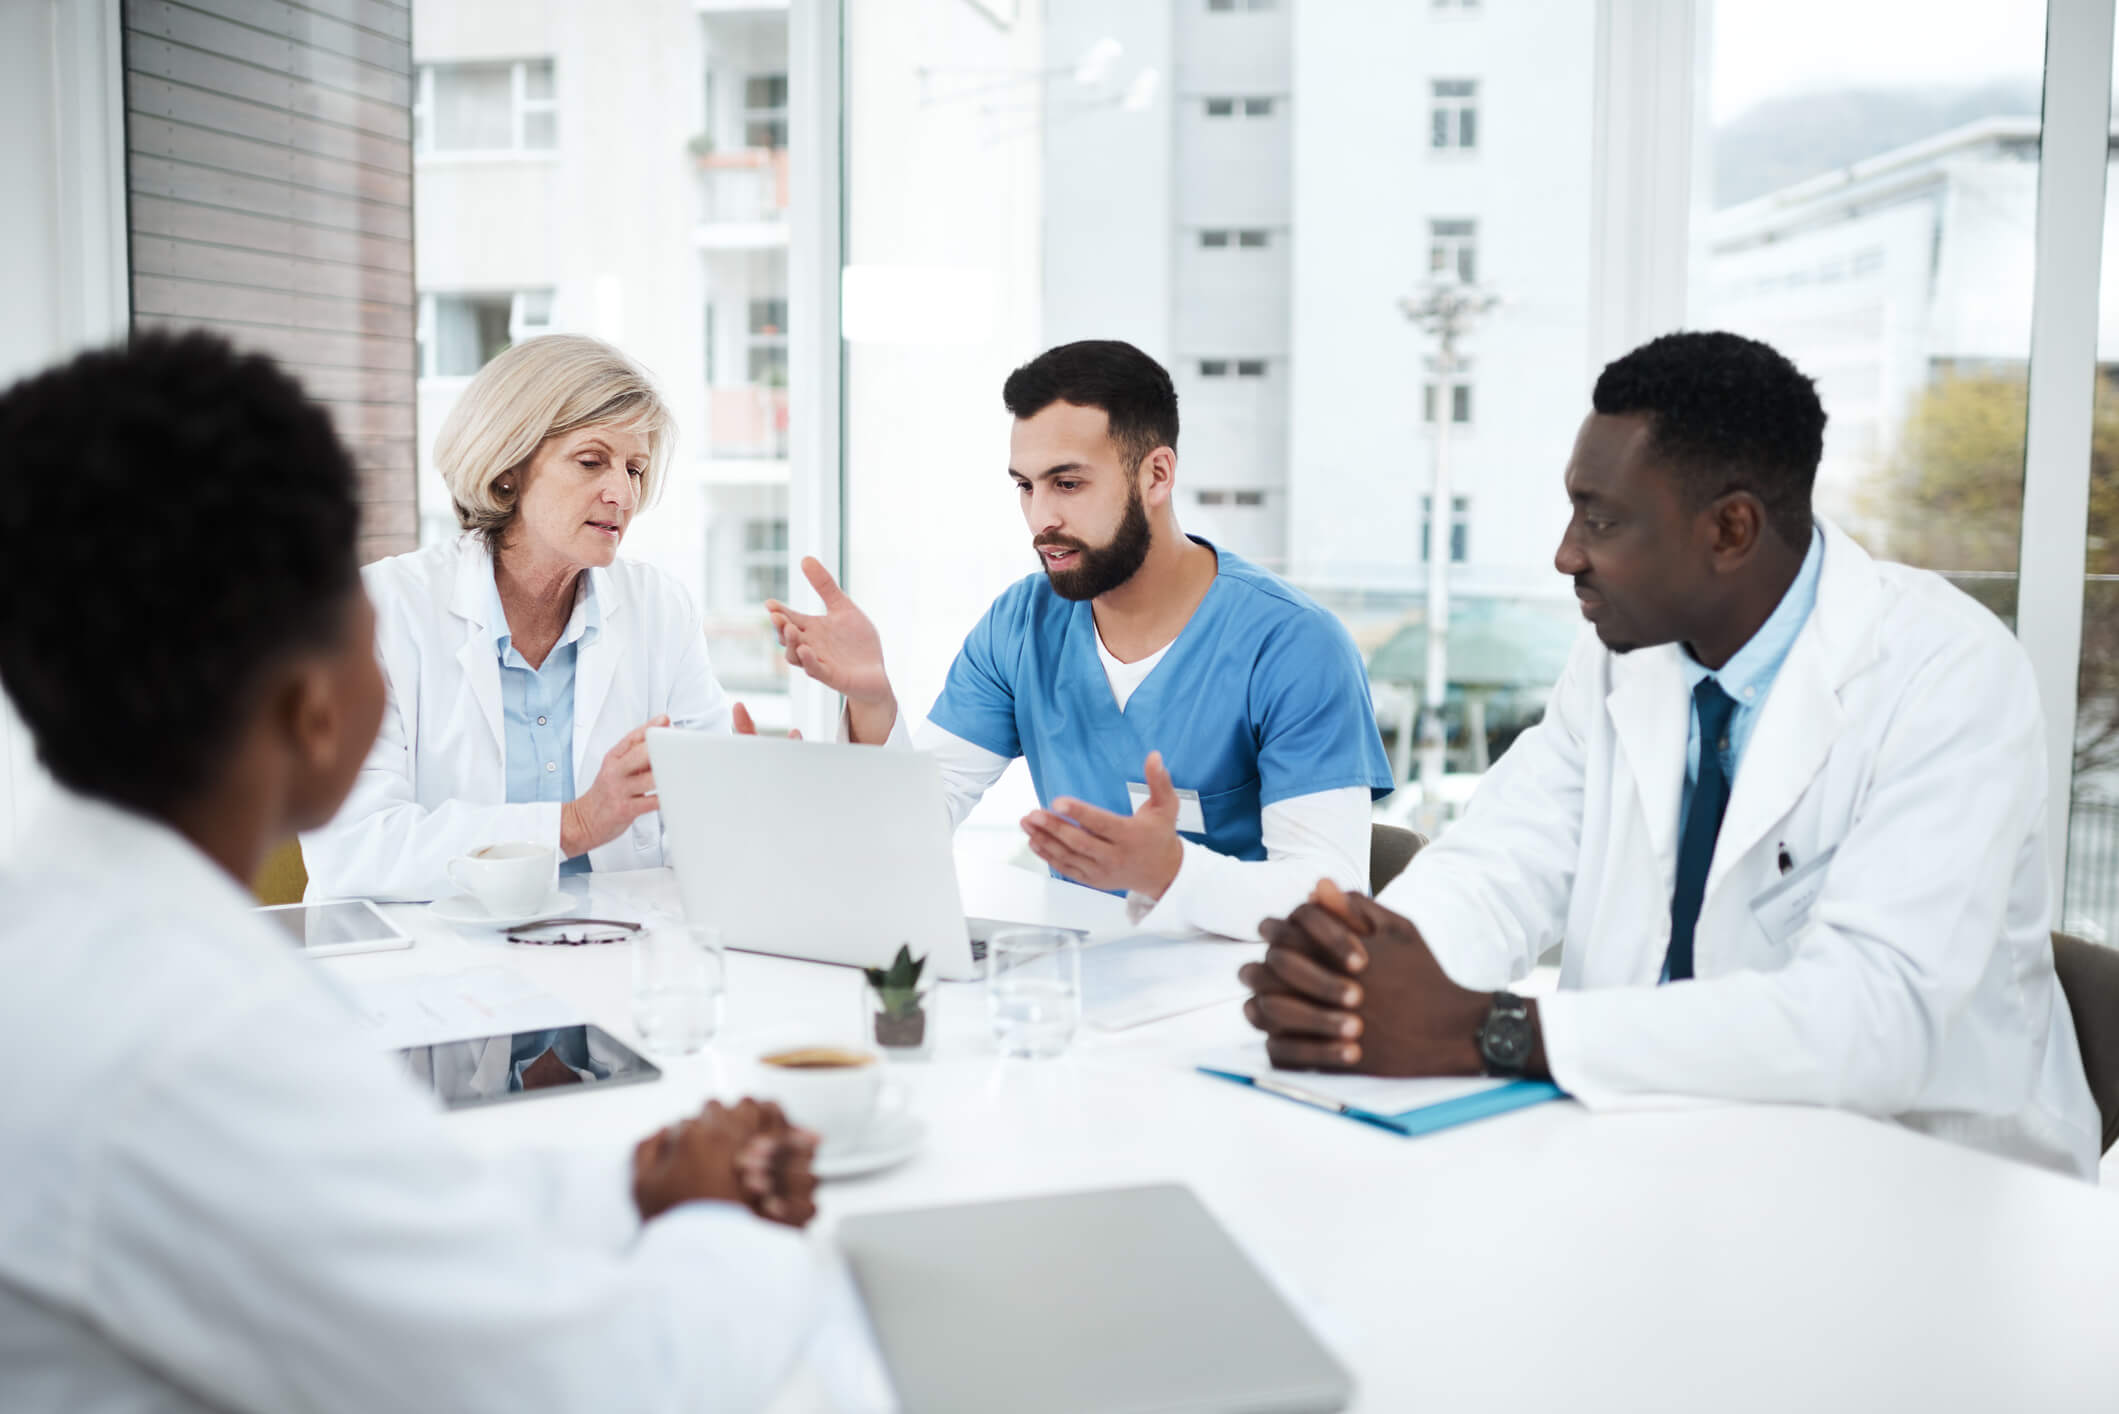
[767,340,1392,939]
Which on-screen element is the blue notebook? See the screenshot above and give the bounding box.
[1196,1049,1565,1138]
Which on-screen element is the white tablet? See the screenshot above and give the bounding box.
[257,899,414,958]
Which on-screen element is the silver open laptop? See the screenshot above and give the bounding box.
[648,730,987,980]
[839,1183,1354,1413]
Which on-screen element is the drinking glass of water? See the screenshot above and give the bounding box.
[986,927,1081,1059]
[632,919,725,1056]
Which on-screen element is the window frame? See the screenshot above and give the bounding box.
[414,58,559,160]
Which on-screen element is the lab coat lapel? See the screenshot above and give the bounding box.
[448,540,506,759]
[572,565,624,780]
[1605,644,1689,874]
[1705,520,1881,902]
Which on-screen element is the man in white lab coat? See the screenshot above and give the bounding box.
[1239,331,2102,1179]
[0,333,825,1412]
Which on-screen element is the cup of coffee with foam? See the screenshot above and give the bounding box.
[753,1046,882,1152]
[447,841,555,917]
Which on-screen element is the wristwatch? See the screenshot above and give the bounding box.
[1476,992,1536,1077]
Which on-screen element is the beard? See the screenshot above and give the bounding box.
[1036,480,1153,601]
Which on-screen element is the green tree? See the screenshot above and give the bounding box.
[1862,373,2119,790]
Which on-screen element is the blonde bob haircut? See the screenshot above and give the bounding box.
[435,333,675,553]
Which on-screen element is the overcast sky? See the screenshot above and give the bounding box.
[1711,0,2050,121]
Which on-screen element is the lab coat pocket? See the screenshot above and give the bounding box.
[1749,845,1837,949]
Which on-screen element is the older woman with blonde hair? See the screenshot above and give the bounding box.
[304,335,765,901]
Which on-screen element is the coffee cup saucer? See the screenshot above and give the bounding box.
[428,890,574,930]
[813,1110,927,1181]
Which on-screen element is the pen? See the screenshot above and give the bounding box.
[1777,843,1794,876]
[1250,1074,1353,1115]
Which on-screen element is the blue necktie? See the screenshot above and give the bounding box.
[1665,678,1737,983]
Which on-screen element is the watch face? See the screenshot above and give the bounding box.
[1480,1009,1533,1071]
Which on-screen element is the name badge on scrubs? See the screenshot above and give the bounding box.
[1749,845,1837,947]
[1129,781,1207,835]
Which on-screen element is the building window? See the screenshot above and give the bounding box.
[1421,495,1470,564]
[1200,229,1272,249]
[1430,79,1478,151]
[1432,0,1480,10]
[415,60,557,156]
[1208,0,1279,10]
[1200,360,1230,377]
[744,73,789,149]
[1429,218,1477,283]
[747,298,788,385]
[1200,230,1231,248]
[1205,97,1235,117]
[1233,489,1265,506]
[1422,382,1474,424]
[1204,95,1277,119]
[418,290,553,378]
[1242,97,1274,117]
[741,516,789,604]
[1197,489,1269,506]
[1236,359,1268,377]
[1237,229,1270,248]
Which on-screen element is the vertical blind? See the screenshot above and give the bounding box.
[122,0,416,564]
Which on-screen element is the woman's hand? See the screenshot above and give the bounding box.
[560,716,666,857]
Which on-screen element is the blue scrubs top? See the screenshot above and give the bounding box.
[928,540,1393,887]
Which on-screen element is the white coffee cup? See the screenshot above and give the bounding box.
[447,841,555,917]
[752,1046,883,1152]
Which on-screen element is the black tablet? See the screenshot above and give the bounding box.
[398,1024,661,1110]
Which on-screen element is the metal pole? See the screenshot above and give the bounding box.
[1399,281,1497,827]
[1419,365,1454,801]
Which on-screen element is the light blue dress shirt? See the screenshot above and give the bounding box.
[485,567,602,876]
[1676,526,1825,834]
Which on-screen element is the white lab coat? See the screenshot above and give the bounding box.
[302,534,732,901]
[0,791,820,1414]
[1381,521,2102,1178]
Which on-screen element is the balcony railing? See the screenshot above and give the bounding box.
[694,148,789,225]
[707,383,789,459]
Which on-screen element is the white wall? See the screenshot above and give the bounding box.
[0,0,127,857]
[841,0,1045,764]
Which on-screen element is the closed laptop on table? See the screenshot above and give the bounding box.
[838,1183,1353,1413]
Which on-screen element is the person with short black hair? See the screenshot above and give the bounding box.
[1240,330,2101,1178]
[769,339,1393,939]
[0,333,828,1412]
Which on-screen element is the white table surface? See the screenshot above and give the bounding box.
[332,853,2119,1413]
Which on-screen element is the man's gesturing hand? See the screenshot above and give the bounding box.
[1022,750,1186,899]
[766,557,896,742]
[1239,883,1494,1077]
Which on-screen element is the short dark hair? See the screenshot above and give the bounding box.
[1592,331,1825,550]
[0,331,361,814]
[1001,340,1179,471]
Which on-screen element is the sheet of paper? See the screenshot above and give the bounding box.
[1075,934,1262,1031]
[1193,1042,1507,1115]
[343,967,580,1049]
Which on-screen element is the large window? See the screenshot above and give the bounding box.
[411,10,798,730]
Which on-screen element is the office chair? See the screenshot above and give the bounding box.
[254,838,308,907]
[2051,931,2119,1155]
[1369,824,1427,897]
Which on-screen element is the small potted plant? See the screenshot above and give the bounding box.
[862,944,932,1057]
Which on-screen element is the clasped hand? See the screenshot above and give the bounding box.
[1239,882,1490,1077]
[631,1098,820,1228]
